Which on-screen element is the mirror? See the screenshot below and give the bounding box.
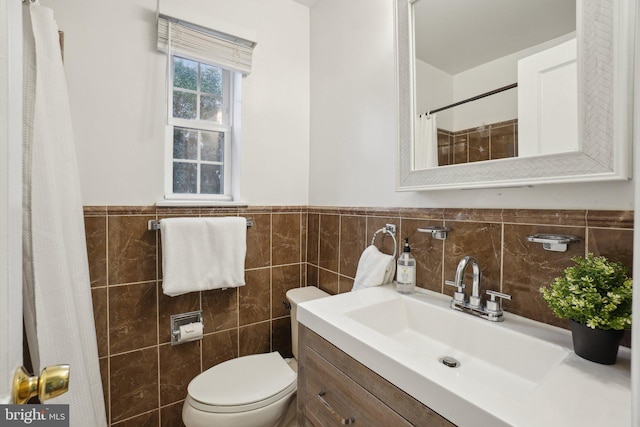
[396,0,634,190]
[413,0,576,169]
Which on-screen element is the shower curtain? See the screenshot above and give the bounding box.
[22,2,107,426]
[414,113,439,169]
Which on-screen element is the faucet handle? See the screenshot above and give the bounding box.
[485,290,512,313]
[445,280,466,303]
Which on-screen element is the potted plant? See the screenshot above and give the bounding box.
[540,253,633,364]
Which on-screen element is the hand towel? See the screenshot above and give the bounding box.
[161,217,247,296]
[352,245,396,291]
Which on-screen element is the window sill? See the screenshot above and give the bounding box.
[155,199,249,208]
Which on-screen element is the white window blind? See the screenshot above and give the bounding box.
[157,14,256,76]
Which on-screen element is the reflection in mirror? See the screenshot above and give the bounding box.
[396,0,633,191]
[411,0,576,170]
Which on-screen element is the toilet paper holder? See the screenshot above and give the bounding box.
[171,311,204,346]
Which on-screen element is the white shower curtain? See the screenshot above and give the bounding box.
[414,113,439,169]
[22,2,107,426]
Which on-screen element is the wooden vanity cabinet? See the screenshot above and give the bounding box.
[297,325,456,427]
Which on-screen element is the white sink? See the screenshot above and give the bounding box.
[297,285,631,427]
[344,293,568,398]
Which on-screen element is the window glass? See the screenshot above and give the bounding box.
[173,162,197,194]
[173,57,198,90]
[201,131,224,162]
[168,56,231,198]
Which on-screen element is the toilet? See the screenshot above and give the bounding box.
[182,286,329,427]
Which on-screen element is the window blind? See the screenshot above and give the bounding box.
[157,14,256,76]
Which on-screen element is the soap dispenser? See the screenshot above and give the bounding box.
[396,238,416,294]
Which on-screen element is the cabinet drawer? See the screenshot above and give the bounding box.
[305,347,412,427]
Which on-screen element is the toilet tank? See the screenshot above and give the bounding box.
[286,286,329,359]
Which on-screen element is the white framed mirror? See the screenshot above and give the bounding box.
[396,0,635,191]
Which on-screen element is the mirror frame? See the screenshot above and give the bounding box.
[396,0,635,191]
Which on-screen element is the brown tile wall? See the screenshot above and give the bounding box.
[306,207,633,343]
[85,205,633,426]
[438,119,518,166]
[85,206,307,426]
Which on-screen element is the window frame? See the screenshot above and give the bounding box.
[164,54,234,201]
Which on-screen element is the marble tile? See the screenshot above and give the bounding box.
[301,212,308,263]
[319,214,339,272]
[245,213,271,269]
[339,215,367,278]
[202,288,238,333]
[307,213,320,266]
[452,133,468,164]
[318,269,339,295]
[502,209,586,226]
[111,411,158,427]
[443,221,502,296]
[91,287,108,357]
[272,213,301,266]
[588,228,634,275]
[306,265,319,287]
[109,282,157,354]
[160,402,185,427]
[108,215,157,285]
[272,317,292,358]
[490,122,516,160]
[468,128,490,163]
[240,268,271,326]
[338,276,354,294]
[402,219,445,292]
[202,330,238,370]
[502,224,586,327]
[158,289,200,344]
[272,265,302,318]
[587,210,634,229]
[159,341,201,406]
[367,217,398,258]
[239,321,271,357]
[109,347,158,423]
[443,208,503,223]
[85,216,107,287]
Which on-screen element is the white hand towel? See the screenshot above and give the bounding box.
[161,217,247,296]
[352,245,396,291]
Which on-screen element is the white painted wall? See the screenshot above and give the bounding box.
[308,0,633,210]
[41,0,310,206]
[35,0,633,210]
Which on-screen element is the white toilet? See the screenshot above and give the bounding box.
[182,286,329,427]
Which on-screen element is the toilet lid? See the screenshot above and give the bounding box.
[188,352,296,413]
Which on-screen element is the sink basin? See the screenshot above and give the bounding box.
[344,293,568,397]
[297,285,632,427]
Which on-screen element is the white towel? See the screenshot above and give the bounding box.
[352,245,396,291]
[161,217,247,296]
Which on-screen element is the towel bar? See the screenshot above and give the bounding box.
[148,217,254,231]
[371,224,397,258]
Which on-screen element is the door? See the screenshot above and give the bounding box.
[0,0,24,404]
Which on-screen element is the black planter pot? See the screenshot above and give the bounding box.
[570,320,624,365]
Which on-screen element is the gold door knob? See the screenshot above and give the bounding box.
[12,364,70,404]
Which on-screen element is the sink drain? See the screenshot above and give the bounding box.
[439,356,460,368]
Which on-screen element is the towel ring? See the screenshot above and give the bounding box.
[371,227,397,258]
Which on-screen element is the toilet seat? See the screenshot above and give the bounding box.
[187,352,297,414]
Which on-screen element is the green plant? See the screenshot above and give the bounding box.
[540,254,633,330]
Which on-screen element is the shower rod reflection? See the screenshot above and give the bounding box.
[421,83,517,117]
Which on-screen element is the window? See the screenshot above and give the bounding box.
[157,14,256,201]
[167,56,232,198]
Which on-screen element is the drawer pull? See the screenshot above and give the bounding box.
[317,390,355,425]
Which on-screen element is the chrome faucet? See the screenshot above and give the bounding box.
[446,256,512,322]
[453,256,482,307]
